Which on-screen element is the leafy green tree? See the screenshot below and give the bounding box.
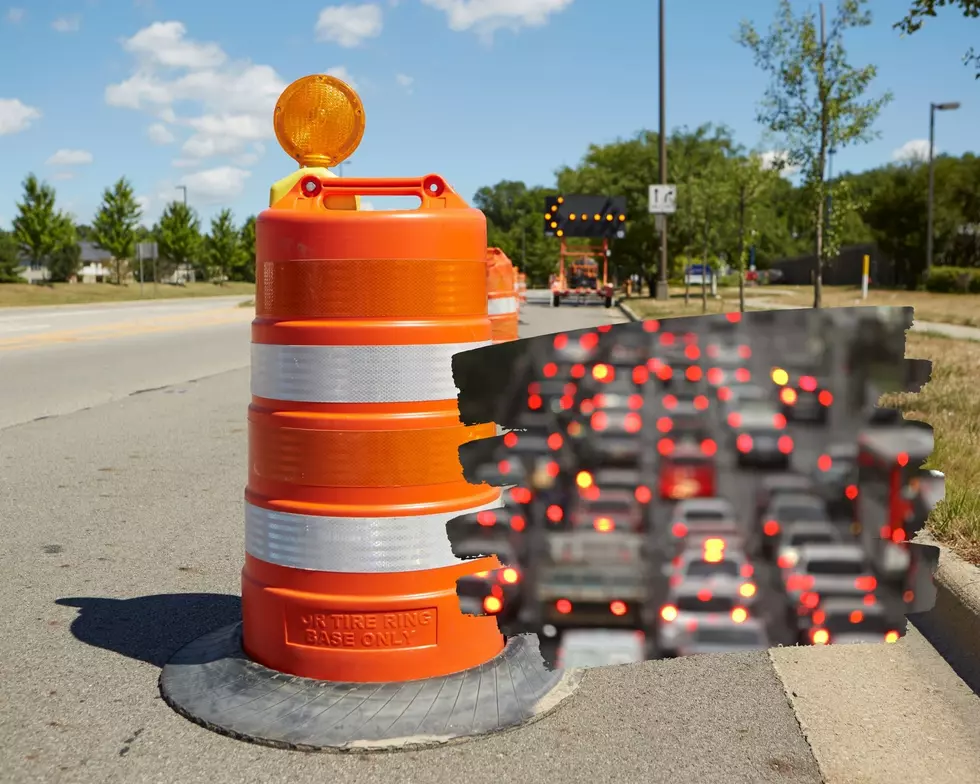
[472,180,556,285]
[737,0,893,306]
[153,201,202,282]
[91,177,143,284]
[204,209,241,284]
[0,230,22,282]
[235,215,256,283]
[47,215,82,283]
[896,1,980,78]
[12,174,64,278]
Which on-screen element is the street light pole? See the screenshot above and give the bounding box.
[176,185,187,207]
[926,101,960,278]
[655,0,669,301]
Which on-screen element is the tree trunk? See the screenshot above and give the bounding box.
[737,185,746,313]
[814,196,824,309]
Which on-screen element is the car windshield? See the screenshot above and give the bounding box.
[693,628,763,646]
[676,595,736,613]
[685,509,728,521]
[776,504,827,522]
[666,455,711,468]
[806,558,864,575]
[685,560,740,578]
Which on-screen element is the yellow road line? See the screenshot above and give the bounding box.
[0,309,253,352]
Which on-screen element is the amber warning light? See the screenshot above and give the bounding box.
[274,73,365,169]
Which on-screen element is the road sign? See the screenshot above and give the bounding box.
[543,194,627,239]
[137,242,158,259]
[648,184,677,214]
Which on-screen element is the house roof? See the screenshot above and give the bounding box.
[18,240,115,267]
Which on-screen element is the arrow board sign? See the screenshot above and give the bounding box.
[648,184,677,214]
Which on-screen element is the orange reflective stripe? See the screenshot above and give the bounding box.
[490,315,519,342]
[256,258,488,319]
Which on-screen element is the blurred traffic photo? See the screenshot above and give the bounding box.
[451,306,942,670]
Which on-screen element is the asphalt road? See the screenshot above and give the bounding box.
[0,296,253,430]
[1,290,978,784]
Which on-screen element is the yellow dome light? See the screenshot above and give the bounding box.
[273,73,365,168]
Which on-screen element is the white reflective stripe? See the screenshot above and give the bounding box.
[245,497,503,573]
[251,341,490,403]
[487,297,518,315]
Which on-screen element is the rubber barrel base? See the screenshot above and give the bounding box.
[159,623,579,752]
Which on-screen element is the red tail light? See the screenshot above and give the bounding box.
[763,519,780,536]
[728,412,742,428]
[546,504,563,522]
[553,334,568,350]
[773,413,787,429]
[736,433,753,453]
[780,387,797,405]
[547,433,564,450]
[635,485,652,504]
[685,345,700,360]
[686,366,703,382]
[659,332,675,346]
[556,599,573,614]
[738,344,751,359]
[735,368,751,383]
[658,438,675,456]
[628,393,644,409]
[497,459,511,474]
[707,368,724,385]
[610,600,628,616]
[817,454,832,471]
[571,363,585,378]
[701,438,717,456]
[657,416,673,433]
[818,390,833,406]
[855,576,877,592]
[656,364,673,381]
[543,362,558,378]
[663,394,677,409]
[483,596,503,614]
[727,312,742,324]
[591,411,609,431]
[624,412,643,433]
[633,366,650,385]
[800,376,817,392]
[528,394,542,409]
[718,386,732,402]
[777,554,794,569]
[477,511,498,527]
[510,515,526,531]
[777,435,794,454]
[503,432,518,448]
[800,591,820,609]
[786,574,815,592]
[694,394,709,410]
[672,522,688,538]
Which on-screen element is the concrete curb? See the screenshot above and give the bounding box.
[615,294,980,691]
[909,533,980,694]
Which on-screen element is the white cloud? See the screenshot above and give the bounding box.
[759,149,799,177]
[46,148,94,166]
[179,166,251,204]
[892,139,931,163]
[325,66,358,89]
[146,122,175,144]
[315,3,383,47]
[233,142,265,166]
[421,0,573,42]
[6,7,24,23]
[52,14,81,32]
[395,72,414,92]
[0,97,41,135]
[105,21,286,165]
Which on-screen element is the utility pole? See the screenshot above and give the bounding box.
[927,101,961,278]
[655,0,670,301]
[813,2,827,309]
[176,185,187,207]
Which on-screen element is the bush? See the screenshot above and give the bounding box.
[924,266,980,294]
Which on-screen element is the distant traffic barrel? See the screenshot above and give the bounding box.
[486,247,519,343]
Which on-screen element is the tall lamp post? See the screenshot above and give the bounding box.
[176,185,187,206]
[926,101,960,277]
[655,0,669,301]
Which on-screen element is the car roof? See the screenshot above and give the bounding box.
[781,520,839,534]
[769,492,825,507]
[796,543,867,561]
[827,443,859,458]
[675,497,735,513]
[689,615,766,631]
[678,547,747,563]
[671,579,744,599]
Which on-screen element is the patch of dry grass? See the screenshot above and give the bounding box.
[0,281,256,308]
[881,334,980,565]
[762,285,980,328]
[624,290,764,320]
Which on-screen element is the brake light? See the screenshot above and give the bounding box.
[657,416,673,433]
[628,393,644,409]
[663,394,677,409]
[701,438,717,456]
[855,576,877,592]
[686,366,703,382]
[818,390,833,406]
[739,583,756,598]
[685,345,700,360]
[735,368,751,383]
[786,574,814,592]
[546,504,563,522]
[777,435,794,454]
[780,388,798,405]
[800,591,820,609]
[892,528,906,543]
[624,412,643,433]
[741,563,754,578]
[497,460,511,475]
[528,394,542,409]
[773,413,787,429]
[571,363,585,379]
[845,484,858,500]
[738,345,751,358]
[707,368,724,385]
[483,596,502,614]
[503,432,518,448]
[633,366,650,385]
[694,394,709,411]
[500,568,520,584]
[656,364,673,381]
[731,607,748,623]
[635,485,652,504]
[777,554,794,569]
[477,511,497,527]
[580,332,599,350]
[817,454,832,471]
[661,605,678,622]
[763,519,780,536]
[510,487,532,504]
[728,412,742,428]
[594,517,615,533]
[659,332,675,346]
[811,628,830,645]
[510,515,526,531]
[884,630,900,643]
[727,312,742,324]
[643,319,660,332]
[736,433,753,452]
[718,386,732,402]
[547,433,563,450]
[799,376,817,392]
[546,461,560,477]
[658,438,675,456]
[610,600,628,616]
[897,451,909,467]
[556,599,573,614]
[672,522,687,538]
[591,411,609,431]
[849,610,863,624]
[543,362,558,378]
[553,334,568,350]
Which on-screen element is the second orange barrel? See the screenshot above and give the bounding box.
[486,247,519,343]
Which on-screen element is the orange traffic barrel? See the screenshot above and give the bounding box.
[517,271,528,303]
[486,247,519,343]
[159,73,574,752]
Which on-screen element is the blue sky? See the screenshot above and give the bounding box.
[0,0,977,231]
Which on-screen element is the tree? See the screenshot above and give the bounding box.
[47,215,82,283]
[737,0,893,307]
[235,215,256,283]
[12,174,63,278]
[91,177,143,285]
[0,230,22,282]
[153,201,202,282]
[204,209,241,284]
[895,1,980,78]
[731,152,779,311]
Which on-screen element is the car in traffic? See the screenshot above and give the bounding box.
[776,370,833,425]
[656,580,758,657]
[658,440,718,500]
[667,498,744,554]
[774,520,845,569]
[731,410,794,470]
[673,615,770,657]
[555,629,648,669]
[581,409,645,467]
[663,540,757,594]
[568,488,646,533]
[811,442,860,519]
[780,543,878,630]
[804,596,905,646]
[754,473,818,526]
[759,491,832,559]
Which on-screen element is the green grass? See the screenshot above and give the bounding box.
[0,281,256,308]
